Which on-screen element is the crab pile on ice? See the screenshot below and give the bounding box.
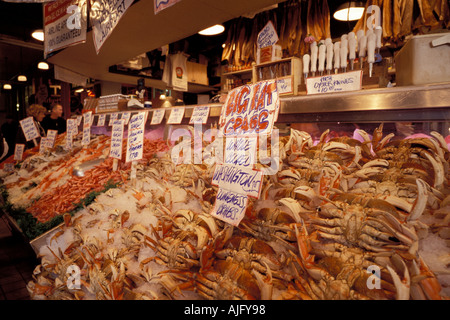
[24,124,450,300]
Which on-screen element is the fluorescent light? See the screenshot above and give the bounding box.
[18,75,27,82]
[31,29,44,41]
[3,84,12,90]
[333,2,365,21]
[38,61,49,70]
[198,24,225,36]
[75,88,84,93]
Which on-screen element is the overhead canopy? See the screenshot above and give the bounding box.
[47,0,284,91]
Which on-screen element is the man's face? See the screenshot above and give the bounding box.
[52,105,63,117]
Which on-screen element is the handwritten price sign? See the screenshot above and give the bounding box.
[14,144,25,161]
[211,188,248,227]
[306,70,362,95]
[150,108,165,125]
[19,117,40,141]
[97,114,106,126]
[219,80,279,137]
[167,107,185,124]
[126,112,145,162]
[189,106,210,124]
[110,119,124,160]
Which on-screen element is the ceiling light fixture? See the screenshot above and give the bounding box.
[198,24,225,36]
[333,2,365,21]
[18,75,27,82]
[38,61,49,70]
[31,29,44,41]
[3,84,12,90]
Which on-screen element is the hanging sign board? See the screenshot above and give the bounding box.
[91,0,134,54]
[19,117,40,141]
[44,0,87,58]
[167,107,185,124]
[306,70,363,95]
[189,106,209,124]
[125,112,145,162]
[154,0,181,14]
[150,108,165,125]
[110,119,124,159]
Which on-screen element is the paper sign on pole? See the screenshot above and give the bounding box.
[189,106,209,124]
[97,114,106,126]
[109,113,118,126]
[150,108,165,125]
[110,119,124,159]
[121,112,131,125]
[167,107,185,124]
[44,0,87,58]
[91,0,134,54]
[14,144,25,161]
[126,112,145,162]
[19,117,40,141]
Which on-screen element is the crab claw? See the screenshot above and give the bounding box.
[408,179,428,221]
[387,261,410,300]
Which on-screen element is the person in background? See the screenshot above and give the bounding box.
[1,114,19,160]
[16,104,47,149]
[41,103,66,134]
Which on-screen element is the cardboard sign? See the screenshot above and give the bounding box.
[126,112,145,162]
[189,106,209,124]
[210,188,248,227]
[306,70,363,95]
[14,144,25,161]
[211,163,263,199]
[257,20,279,49]
[97,114,106,126]
[110,119,124,159]
[218,80,279,137]
[167,107,185,124]
[19,117,40,141]
[150,108,165,125]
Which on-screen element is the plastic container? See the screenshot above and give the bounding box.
[395,33,450,86]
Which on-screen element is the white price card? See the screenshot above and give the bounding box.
[97,114,106,126]
[121,112,131,125]
[210,188,248,227]
[150,108,165,125]
[82,126,90,146]
[189,106,210,124]
[110,119,124,160]
[167,107,185,124]
[19,117,40,141]
[211,163,263,199]
[76,115,83,126]
[14,144,25,161]
[306,70,362,95]
[39,137,48,154]
[47,129,58,148]
[83,111,93,128]
[126,112,146,162]
[108,113,118,126]
[65,133,73,151]
[67,118,77,136]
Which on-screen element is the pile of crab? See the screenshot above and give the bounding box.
[26,124,450,300]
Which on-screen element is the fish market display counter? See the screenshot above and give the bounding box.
[0,83,449,300]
